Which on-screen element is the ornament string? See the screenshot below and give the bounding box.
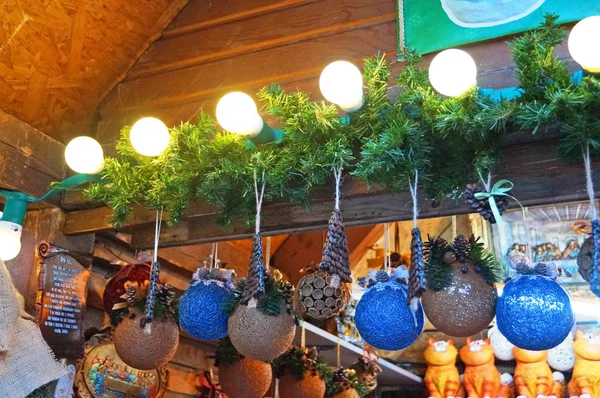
[383,223,390,272]
[583,144,600,296]
[266,236,272,272]
[334,167,343,211]
[142,207,163,334]
[254,170,266,235]
[209,242,216,271]
[408,170,419,228]
[337,337,341,368]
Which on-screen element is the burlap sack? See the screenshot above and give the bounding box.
[0,259,66,397]
[0,259,21,351]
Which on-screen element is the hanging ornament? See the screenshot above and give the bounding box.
[465,181,510,224]
[496,263,574,351]
[487,326,515,362]
[355,267,424,351]
[274,346,327,398]
[179,245,237,341]
[216,338,272,398]
[421,235,501,337]
[350,353,382,394]
[228,171,297,361]
[407,171,426,310]
[547,332,575,372]
[327,367,368,398]
[297,168,352,321]
[102,262,151,314]
[112,210,180,370]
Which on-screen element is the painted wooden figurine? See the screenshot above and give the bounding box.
[512,347,565,398]
[424,339,462,398]
[569,330,600,398]
[459,338,513,398]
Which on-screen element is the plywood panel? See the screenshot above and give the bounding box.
[0,0,189,141]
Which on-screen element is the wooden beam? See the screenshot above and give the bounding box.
[0,110,66,202]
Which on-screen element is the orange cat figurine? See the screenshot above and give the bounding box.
[459,338,513,398]
[513,347,565,398]
[425,339,462,398]
[568,330,600,398]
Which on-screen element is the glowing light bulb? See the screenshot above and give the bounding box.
[429,49,477,97]
[216,92,264,136]
[64,136,104,174]
[568,16,600,73]
[319,61,364,112]
[130,117,171,156]
[0,220,22,261]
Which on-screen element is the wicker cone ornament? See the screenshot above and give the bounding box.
[219,357,272,398]
[278,372,326,398]
[113,308,179,370]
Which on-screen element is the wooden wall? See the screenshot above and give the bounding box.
[95,0,575,145]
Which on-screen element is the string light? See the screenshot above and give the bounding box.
[64,136,104,174]
[130,117,171,156]
[319,61,364,112]
[216,92,264,136]
[428,49,477,97]
[568,16,600,73]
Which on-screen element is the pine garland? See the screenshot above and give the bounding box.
[83,15,600,227]
[215,338,242,367]
[110,284,179,327]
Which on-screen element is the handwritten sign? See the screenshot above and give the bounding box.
[36,242,90,359]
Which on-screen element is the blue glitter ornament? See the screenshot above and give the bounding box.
[496,274,574,351]
[179,280,233,341]
[355,281,424,351]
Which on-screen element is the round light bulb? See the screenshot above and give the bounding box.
[429,49,477,97]
[216,92,264,136]
[130,117,171,156]
[0,220,22,261]
[64,136,104,174]
[568,16,600,73]
[319,61,364,112]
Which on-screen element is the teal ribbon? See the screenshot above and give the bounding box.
[473,179,518,226]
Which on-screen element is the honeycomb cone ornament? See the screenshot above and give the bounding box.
[299,209,352,320]
[278,372,326,398]
[219,357,272,398]
[113,308,179,370]
[297,269,349,320]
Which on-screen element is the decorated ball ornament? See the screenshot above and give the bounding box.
[547,332,575,372]
[216,339,272,398]
[113,308,179,370]
[179,268,236,341]
[274,346,327,398]
[327,368,368,398]
[355,268,424,351]
[496,273,574,351]
[103,263,151,314]
[576,228,600,298]
[421,235,501,337]
[297,269,350,321]
[487,325,515,361]
[350,356,382,394]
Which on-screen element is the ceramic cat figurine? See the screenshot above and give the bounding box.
[568,330,600,398]
[459,338,513,398]
[513,347,565,398]
[425,339,462,398]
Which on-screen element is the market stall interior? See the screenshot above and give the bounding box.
[1,1,600,397]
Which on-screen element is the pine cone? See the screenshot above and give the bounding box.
[516,262,531,275]
[319,209,352,283]
[465,183,510,224]
[241,234,267,304]
[375,270,390,283]
[407,228,425,304]
[125,285,138,306]
[452,235,470,263]
[534,262,548,276]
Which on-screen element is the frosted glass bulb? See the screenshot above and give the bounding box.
[319,61,364,112]
[130,117,171,156]
[216,92,264,135]
[64,136,104,174]
[429,49,477,97]
[0,221,22,261]
[568,16,600,73]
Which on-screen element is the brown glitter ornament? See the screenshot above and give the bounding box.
[333,389,360,398]
[421,261,498,337]
[113,308,179,370]
[278,372,326,398]
[228,304,296,361]
[219,357,272,398]
[350,356,381,394]
[297,270,350,321]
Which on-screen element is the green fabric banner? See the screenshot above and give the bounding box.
[398,0,598,55]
